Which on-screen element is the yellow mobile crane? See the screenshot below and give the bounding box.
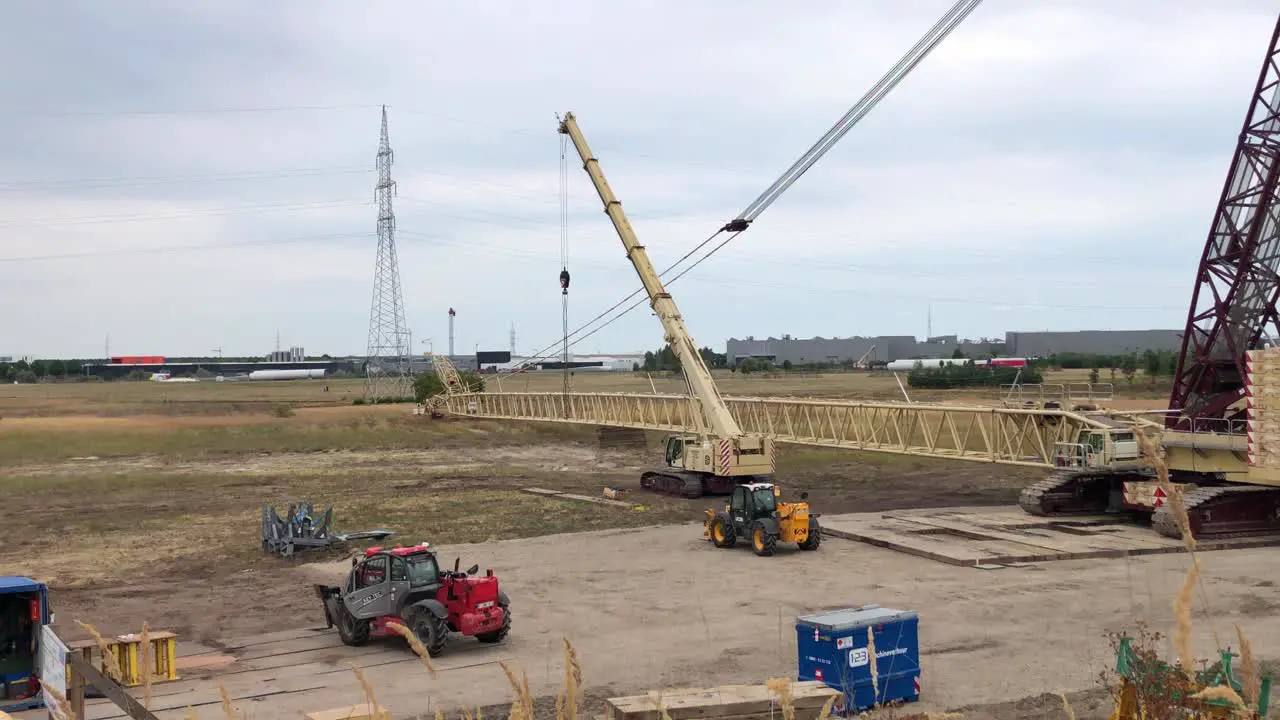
[556,112,775,499]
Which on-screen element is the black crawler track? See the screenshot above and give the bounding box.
[1151,484,1280,539]
[1017,470,1116,516]
[640,470,708,499]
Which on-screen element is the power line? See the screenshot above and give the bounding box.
[0,165,370,193]
[0,232,370,263]
[0,197,370,228]
[0,103,381,119]
[0,212,1187,288]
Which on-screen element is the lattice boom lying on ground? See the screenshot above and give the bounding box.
[442,391,1117,467]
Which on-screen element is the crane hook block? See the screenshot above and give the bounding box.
[560,268,571,290]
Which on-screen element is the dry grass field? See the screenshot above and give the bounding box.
[0,367,1171,419]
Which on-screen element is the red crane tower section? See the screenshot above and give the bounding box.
[1168,16,1280,432]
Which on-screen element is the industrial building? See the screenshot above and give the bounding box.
[414,352,645,375]
[1003,330,1182,358]
[725,334,1002,367]
[725,329,1183,366]
[265,346,306,363]
[84,358,356,380]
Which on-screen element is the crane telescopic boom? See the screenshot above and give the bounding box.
[557,112,773,498]
[557,112,741,438]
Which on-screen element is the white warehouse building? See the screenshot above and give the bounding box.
[477,353,645,373]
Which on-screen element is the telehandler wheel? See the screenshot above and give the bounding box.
[751,520,777,557]
[336,604,370,647]
[798,517,821,551]
[412,609,450,657]
[711,516,737,548]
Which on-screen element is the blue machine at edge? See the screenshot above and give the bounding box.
[796,605,920,714]
[0,576,51,713]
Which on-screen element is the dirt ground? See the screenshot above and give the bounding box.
[64,522,1271,720]
[2,428,1039,643]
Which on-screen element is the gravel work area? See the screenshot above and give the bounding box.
[129,519,1279,720]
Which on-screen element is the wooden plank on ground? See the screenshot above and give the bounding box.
[894,510,1202,558]
[233,631,348,661]
[894,515,1127,555]
[822,506,1280,566]
[172,640,221,658]
[306,704,390,720]
[606,682,839,720]
[925,510,1184,552]
[203,647,506,685]
[174,654,236,673]
[210,626,331,652]
[555,492,633,508]
[107,644,508,702]
[522,487,633,508]
[821,520,985,566]
[85,677,329,720]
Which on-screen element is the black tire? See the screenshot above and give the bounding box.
[798,517,821,551]
[336,603,370,647]
[711,515,737,548]
[412,609,450,657]
[477,602,511,644]
[750,520,777,557]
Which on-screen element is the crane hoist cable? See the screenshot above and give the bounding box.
[554,0,985,347]
[496,0,983,382]
[511,225,729,375]
[723,0,983,234]
[566,0,986,350]
[559,129,572,411]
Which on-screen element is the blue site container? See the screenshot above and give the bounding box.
[0,576,51,713]
[796,604,920,714]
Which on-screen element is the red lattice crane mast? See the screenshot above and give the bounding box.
[1168,17,1280,432]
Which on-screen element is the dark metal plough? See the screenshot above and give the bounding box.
[260,501,394,558]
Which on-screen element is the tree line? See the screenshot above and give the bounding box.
[1031,350,1180,385]
[906,362,1043,389]
[638,345,728,372]
[1,359,88,383]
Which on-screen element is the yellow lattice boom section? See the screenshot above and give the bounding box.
[442,391,1116,468]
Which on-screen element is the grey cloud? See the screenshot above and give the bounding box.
[0,0,1276,356]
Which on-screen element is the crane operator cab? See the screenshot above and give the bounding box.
[664,436,688,467]
[662,434,717,473]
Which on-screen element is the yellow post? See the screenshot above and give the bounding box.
[121,639,139,687]
[70,631,180,687]
[159,633,178,682]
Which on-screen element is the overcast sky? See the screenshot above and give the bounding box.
[2,1,1278,359]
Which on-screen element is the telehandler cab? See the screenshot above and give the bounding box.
[704,483,821,556]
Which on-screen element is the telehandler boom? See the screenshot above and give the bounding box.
[557,112,774,498]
